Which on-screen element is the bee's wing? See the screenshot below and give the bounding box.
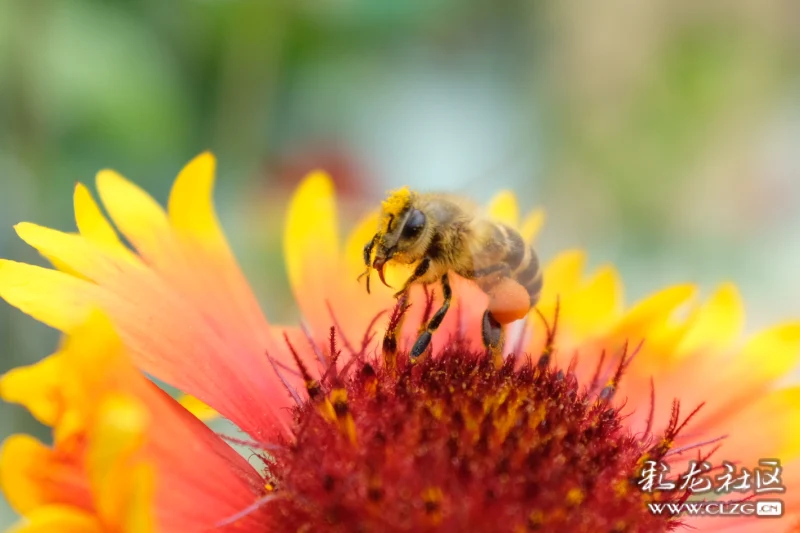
[474,191,540,321]
[463,190,522,277]
[483,190,545,243]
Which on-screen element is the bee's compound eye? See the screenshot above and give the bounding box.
[402,209,426,238]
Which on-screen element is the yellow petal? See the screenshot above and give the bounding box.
[0,259,100,332]
[0,435,56,514]
[45,256,85,279]
[344,211,379,277]
[713,386,800,464]
[283,170,340,293]
[88,393,149,526]
[53,311,129,443]
[732,322,800,384]
[6,505,103,533]
[32,183,132,276]
[36,231,86,279]
[520,209,545,243]
[167,152,274,344]
[167,152,226,250]
[14,223,119,285]
[177,394,220,422]
[0,354,64,427]
[634,319,693,367]
[486,190,519,227]
[74,183,125,252]
[61,310,124,385]
[754,387,800,459]
[678,282,744,355]
[8,311,130,444]
[613,284,697,338]
[96,169,170,260]
[563,265,623,337]
[122,463,156,533]
[539,250,586,305]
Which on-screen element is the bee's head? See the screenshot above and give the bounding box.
[368,187,429,287]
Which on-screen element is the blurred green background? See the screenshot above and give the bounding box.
[0,0,798,525]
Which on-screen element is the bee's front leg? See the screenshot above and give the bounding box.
[392,257,431,299]
[410,273,452,359]
[357,235,378,294]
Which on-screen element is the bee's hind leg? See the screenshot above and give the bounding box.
[481,309,505,368]
[410,273,452,359]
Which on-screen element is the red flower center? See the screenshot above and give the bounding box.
[259,305,689,532]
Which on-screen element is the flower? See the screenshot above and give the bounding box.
[1,152,799,532]
[0,311,267,532]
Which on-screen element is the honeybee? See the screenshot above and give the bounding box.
[359,187,542,360]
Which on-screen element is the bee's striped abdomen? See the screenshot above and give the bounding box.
[490,224,542,308]
[512,243,542,307]
[503,227,526,270]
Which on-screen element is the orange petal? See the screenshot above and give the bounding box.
[3,227,291,439]
[166,152,277,373]
[7,310,270,532]
[0,434,92,515]
[662,320,800,439]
